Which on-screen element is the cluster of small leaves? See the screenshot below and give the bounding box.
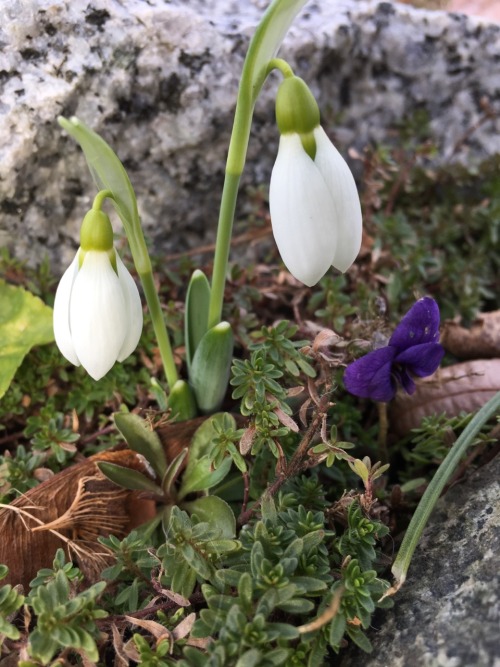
[0,445,43,501]
[99,530,159,613]
[158,506,240,599]
[335,501,390,571]
[177,497,391,666]
[400,410,496,483]
[21,551,107,665]
[24,407,80,465]
[231,351,292,457]
[308,275,358,332]
[0,564,25,645]
[249,321,315,380]
[133,632,179,667]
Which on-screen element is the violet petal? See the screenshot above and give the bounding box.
[389,297,441,352]
[395,342,445,378]
[344,346,397,402]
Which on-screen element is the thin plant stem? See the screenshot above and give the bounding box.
[377,401,389,463]
[391,391,500,588]
[139,270,179,390]
[207,2,303,328]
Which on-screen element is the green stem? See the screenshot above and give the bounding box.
[92,189,114,212]
[377,401,389,463]
[392,391,500,586]
[139,270,179,390]
[207,87,252,329]
[207,23,298,328]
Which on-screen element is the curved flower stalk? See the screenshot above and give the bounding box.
[53,193,143,381]
[269,75,362,286]
[343,297,445,402]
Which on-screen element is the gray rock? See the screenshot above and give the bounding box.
[338,453,500,667]
[1,0,500,271]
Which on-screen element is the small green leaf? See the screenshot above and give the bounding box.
[184,495,236,538]
[114,412,167,478]
[185,269,211,369]
[348,458,370,482]
[0,280,54,399]
[189,322,234,413]
[97,461,163,495]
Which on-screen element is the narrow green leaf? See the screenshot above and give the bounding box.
[189,322,234,413]
[185,269,211,369]
[58,117,138,238]
[113,412,167,478]
[0,280,54,399]
[161,447,188,496]
[97,461,163,495]
[392,391,500,588]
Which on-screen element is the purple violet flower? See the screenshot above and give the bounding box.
[343,297,445,402]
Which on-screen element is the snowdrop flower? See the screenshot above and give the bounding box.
[343,297,445,402]
[53,203,143,381]
[270,76,362,286]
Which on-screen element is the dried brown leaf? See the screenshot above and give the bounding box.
[240,426,257,456]
[390,359,500,435]
[172,612,196,640]
[124,616,172,643]
[111,624,130,667]
[441,310,500,359]
[273,406,299,433]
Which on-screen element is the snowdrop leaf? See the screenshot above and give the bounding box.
[244,0,309,100]
[0,280,54,399]
[185,269,211,369]
[58,116,139,236]
[189,322,234,413]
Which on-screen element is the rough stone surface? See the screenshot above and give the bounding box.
[1,0,500,270]
[338,454,500,667]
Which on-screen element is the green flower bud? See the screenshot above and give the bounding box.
[275,76,320,158]
[79,208,114,252]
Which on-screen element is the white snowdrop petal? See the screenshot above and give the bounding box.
[69,251,127,380]
[53,254,80,366]
[314,126,362,273]
[115,254,143,362]
[270,133,338,286]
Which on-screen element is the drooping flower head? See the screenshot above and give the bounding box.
[269,75,362,286]
[53,200,143,381]
[343,297,445,402]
